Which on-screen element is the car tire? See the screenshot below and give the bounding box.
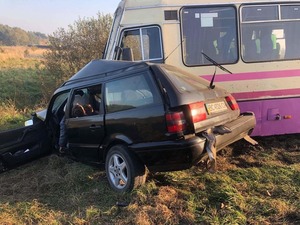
[105,145,146,192]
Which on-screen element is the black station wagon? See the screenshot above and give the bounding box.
[0,60,256,192]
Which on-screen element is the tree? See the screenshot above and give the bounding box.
[44,13,113,84]
[0,24,48,46]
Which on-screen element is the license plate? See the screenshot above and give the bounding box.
[205,101,227,114]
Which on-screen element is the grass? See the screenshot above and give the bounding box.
[0,68,54,131]
[0,136,299,224]
[0,46,56,130]
[0,102,29,131]
[0,68,51,109]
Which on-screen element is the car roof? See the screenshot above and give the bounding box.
[54,59,156,95]
[65,59,148,84]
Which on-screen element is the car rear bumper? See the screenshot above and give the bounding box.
[130,112,256,172]
[129,136,206,172]
[214,112,256,150]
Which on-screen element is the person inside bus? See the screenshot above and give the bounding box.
[216,28,237,63]
[260,28,274,61]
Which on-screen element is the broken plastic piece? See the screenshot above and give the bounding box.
[202,131,217,172]
[213,125,232,135]
[244,135,258,145]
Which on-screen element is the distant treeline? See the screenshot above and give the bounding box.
[0,24,48,46]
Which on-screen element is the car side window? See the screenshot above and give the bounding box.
[48,91,70,123]
[105,73,158,113]
[50,92,70,114]
[70,85,102,118]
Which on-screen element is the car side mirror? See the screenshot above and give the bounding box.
[25,112,39,126]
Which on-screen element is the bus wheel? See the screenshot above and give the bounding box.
[105,145,146,192]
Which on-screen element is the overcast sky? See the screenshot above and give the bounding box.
[0,0,120,34]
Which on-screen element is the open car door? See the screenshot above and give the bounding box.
[0,118,50,172]
[0,89,71,172]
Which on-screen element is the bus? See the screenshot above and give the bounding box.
[103,0,300,136]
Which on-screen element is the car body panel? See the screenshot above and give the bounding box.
[0,59,256,173]
[0,119,50,168]
[129,112,255,172]
[66,114,105,163]
[104,103,166,144]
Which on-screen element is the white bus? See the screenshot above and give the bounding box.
[103,0,300,136]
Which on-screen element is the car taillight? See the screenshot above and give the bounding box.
[166,111,186,133]
[189,102,207,123]
[226,95,239,110]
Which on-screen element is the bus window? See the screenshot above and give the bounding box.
[241,4,300,62]
[241,5,279,22]
[120,29,142,60]
[181,6,238,66]
[281,5,300,19]
[117,26,163,62]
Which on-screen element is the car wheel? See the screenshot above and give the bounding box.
[105,145,146,192]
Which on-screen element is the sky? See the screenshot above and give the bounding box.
[0,0,120,34]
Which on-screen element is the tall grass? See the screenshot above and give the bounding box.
[1,69,39,107]
[0,101,29,131]
[0,46,55,130]
[0,46,47,69]
[0,68,56,130]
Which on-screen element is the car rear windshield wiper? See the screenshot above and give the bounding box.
[201,52,232,89]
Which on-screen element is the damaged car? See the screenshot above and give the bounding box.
[0,60,256,192]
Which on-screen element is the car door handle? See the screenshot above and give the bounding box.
[89,124,102,129]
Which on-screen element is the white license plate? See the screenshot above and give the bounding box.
[205,101,227,114]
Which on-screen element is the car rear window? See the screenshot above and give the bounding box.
[160,65,209,93]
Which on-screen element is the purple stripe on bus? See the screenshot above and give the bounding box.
[232,88,300,100]
[201,69,300,82]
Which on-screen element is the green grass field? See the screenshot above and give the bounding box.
[0,46,55,130]
[0,46,299,225]
[0,136,299,225]
[0,68,55,131]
